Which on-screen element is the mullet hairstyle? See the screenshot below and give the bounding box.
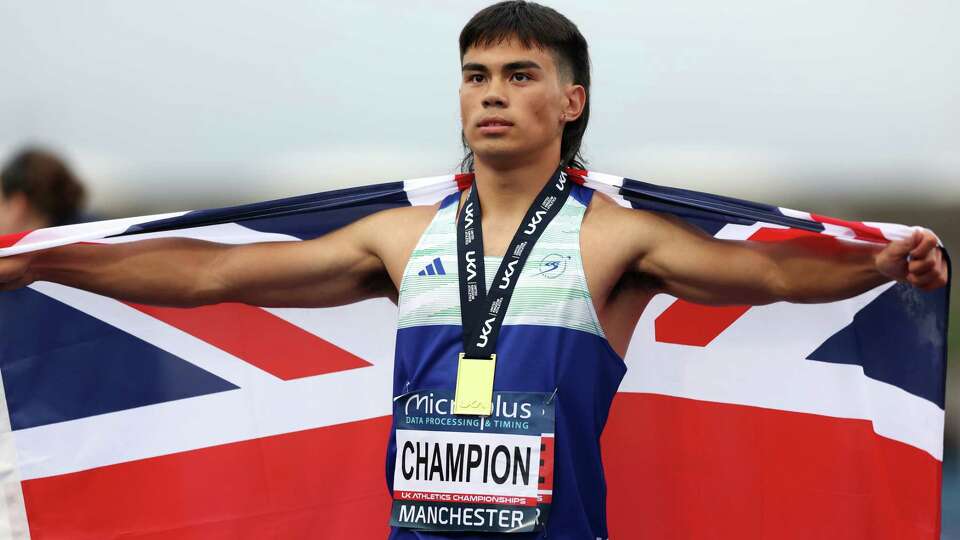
[459,1,591,172]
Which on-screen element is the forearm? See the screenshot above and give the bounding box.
[30,239,230,307]
[767,240,890,303]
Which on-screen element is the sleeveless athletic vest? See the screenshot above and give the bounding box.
[388,182,625,539]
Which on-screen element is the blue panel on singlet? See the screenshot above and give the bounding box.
[388,324,625,540]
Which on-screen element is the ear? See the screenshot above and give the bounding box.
[560,84,586,124]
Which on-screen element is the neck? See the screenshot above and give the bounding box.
[471,154,561,222]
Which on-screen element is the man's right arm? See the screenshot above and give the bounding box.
[0,208,401,308]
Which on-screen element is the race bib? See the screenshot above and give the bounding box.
[390,390,556,533]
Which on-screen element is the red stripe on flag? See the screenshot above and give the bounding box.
[810,213,888,243]
[22,416,393,540]
[563,167,587,184]
[127,302,371,380]
[455,173,473,192]
[603,393,941,540]
[750,227,872,255]
[749,227,824,243]
[0,230,32,248]
[655,302,751,347]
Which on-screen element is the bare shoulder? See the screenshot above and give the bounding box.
[361,203,439,251]
[582,190,705,247]
[584,190,683,224]
[581,191,658,252]
[320,202,438,248]
[578,192,643,284]
[362,203,441,285]
[365,203,439,232]
[583,190,658,226]
[578,190,699,296]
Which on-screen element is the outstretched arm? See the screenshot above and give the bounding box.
[0,207,408,308]
[630,210,948,306]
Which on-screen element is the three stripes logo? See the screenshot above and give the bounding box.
[417,257,446,276]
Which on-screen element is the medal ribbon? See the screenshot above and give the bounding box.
[456,167,572,358]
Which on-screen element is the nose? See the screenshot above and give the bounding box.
[482,79,508,108]
[482,94,506,108]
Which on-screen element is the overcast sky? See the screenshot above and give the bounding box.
[1,1,957,213]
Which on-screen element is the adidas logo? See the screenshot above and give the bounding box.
[417,257,446,276]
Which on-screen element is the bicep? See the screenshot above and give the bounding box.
[214,214,390,307]
[632,213,782,306]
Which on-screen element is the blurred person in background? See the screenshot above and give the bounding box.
[0,147,86,235]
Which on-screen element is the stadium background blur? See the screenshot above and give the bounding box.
[2,1,956,536]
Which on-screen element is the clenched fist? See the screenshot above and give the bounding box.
[875,228,949,291]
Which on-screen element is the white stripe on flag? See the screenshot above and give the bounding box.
[403,175,458,207]
[0,211,188,256]
[0,369,30,539]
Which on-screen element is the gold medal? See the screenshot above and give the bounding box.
[453,353,497,415]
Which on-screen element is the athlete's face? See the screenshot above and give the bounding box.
[460,38,584,168]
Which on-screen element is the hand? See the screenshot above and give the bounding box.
[0,254,34,292]
[875,229,948,291]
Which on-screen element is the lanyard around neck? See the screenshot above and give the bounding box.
[456,168,572,358]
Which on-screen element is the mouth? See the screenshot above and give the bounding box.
[476,117,514,135]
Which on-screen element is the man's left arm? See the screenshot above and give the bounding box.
[629,210,948,306]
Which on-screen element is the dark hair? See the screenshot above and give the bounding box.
[459,1,591,172]
[1,147,86,226]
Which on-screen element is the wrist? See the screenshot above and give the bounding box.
[871,243,903,283]
[872,248,886,279]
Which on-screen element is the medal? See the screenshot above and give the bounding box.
[453,353,497,415]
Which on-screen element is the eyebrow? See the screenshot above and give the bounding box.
[461,60,543,73]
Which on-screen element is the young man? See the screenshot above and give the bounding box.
[0,2,948,538]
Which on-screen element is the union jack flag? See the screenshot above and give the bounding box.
[0,171,948,539]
